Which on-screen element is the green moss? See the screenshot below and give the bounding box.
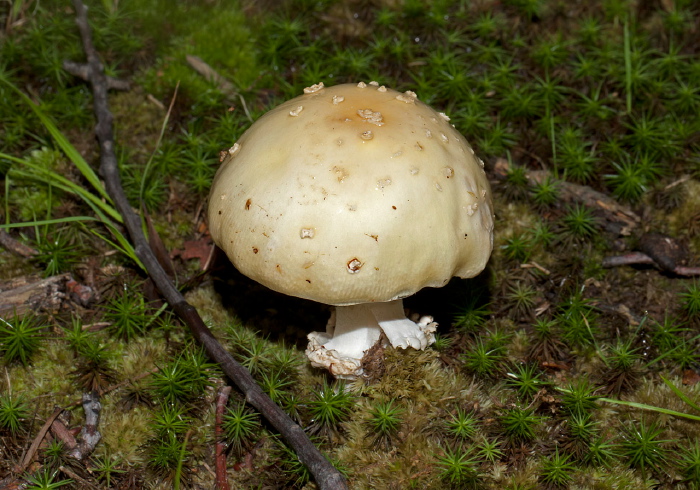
[132,0,260,102]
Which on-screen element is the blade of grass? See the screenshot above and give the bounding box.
[550,115,557,177]
[644,332,700,369]
[4,176,10,226]
[599,397,700,422]
[0,74,112,204]
[0,215,143,270]
[660,375,700,413]
[4,158,123,223]
[624,17,632,114]
[0,216,102,229]
[1,153,141,268]
[173,430,191,490]
[81,223,145,270]
[139,81,179,207]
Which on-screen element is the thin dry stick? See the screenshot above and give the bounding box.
[69,2,347,489]
[62,60,130,91]
[14,407,63,474]
[215,386,232,490]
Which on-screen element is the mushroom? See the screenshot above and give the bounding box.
[208,82,494,378]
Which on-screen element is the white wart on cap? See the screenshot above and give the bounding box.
[208,82,494,377]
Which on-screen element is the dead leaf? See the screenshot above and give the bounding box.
[682,369,700,386]
[172,237,213,270]
[541,360,570,371]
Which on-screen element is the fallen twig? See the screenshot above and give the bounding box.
[68,392,102,460]
[527,170,641,236]
[186,54,253,122]
[49,416,78,450]
[215,386,232,490]
[14,407,63,474]
[493,161,641,236]
[186,55,239,99]
[601,251,655,268]
[62,60,130,91]
[0,230,37,257]
[68,2,347,488]
[48,393,102,461]
[58,465,96,489]
[603,252,700,276]
[602,232,700,276]
[0,273,70,316]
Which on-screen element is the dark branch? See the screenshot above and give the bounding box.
[602,233,700,276]
[69,2,348,488]
[62,60,131,91]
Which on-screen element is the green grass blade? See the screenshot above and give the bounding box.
[0,216,101,229]
[624,18,632,114]
[599,397,700,422]
[173,431,191,490]
[4,176,9,226]
[82,223,145,271]
[5,158,123,223]
[660,375,700,413]
[0,74,111,203]
[140,82,179,206]
[644,332,700,369]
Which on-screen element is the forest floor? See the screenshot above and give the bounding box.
[1,0,700,488]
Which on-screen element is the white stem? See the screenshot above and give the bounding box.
[305,299,437,379]
[370,299,435,350]
[324,304,382,360]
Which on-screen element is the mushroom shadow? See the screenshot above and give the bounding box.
[209,246,494,348]
[208,246,329,349]
[405,268,494,335]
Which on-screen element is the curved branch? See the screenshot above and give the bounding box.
[69,1,347,488]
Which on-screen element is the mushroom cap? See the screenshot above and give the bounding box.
[208,82,494,306]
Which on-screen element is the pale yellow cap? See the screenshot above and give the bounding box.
[208,82,494,306]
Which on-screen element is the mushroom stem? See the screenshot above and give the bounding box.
[305,299,437,379]
[326,304,383,360]
[371,299,436,351]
